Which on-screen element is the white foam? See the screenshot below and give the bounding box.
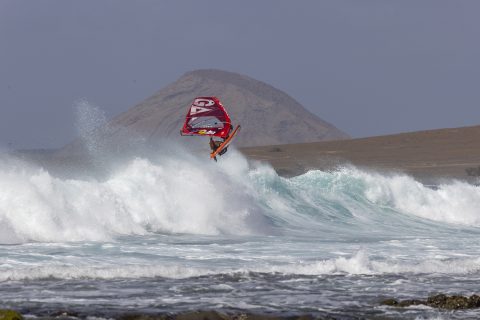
[0,264,213,281]
[264,250,480,276]
[357,169,480,226]
[3,249,480,281]
[0,152,271,243]
[2,150,480,244]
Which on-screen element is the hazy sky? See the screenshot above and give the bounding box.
[1,0,479,149]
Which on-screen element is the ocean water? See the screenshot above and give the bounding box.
[1,148,480,320]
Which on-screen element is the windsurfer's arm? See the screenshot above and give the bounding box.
[210,137,221,151]
[209,137,215,151]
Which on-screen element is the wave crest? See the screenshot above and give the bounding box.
[1,150,480,244]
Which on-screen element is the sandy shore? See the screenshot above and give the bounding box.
[240,125,480,184]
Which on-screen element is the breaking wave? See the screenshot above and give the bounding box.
[0,145,480,244]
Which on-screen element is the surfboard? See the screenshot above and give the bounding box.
[210,125,241,159]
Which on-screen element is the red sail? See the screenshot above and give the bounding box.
[180,97,232,138]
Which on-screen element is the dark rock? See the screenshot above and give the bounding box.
[0,310,23,320]
[426,294,480,309]
[398,299,424,307]
[382,293,480,310]
[117,312,322,320]
[176,311,229,320]
[426,294,448,308]
[118,314,171,320]
[468,294,480,307]
[381,298,398,306]
[49,310,80,318]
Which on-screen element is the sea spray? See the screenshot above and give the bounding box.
[74,99,109,159]
[73,100,147,172]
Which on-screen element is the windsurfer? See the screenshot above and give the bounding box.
[209,137,228,162]
[181,97,239,161]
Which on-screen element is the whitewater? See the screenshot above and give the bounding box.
[1,145,480,319]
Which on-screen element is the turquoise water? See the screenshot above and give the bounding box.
[1,149,480,319]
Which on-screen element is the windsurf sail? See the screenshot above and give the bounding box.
[180,97,232,138]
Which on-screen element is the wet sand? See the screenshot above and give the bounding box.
[240,125,480,184]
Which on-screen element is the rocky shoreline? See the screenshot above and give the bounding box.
[0,310,319,320]
[4,294,480,320]
[382,294,480,310]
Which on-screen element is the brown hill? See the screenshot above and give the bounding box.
[241,125,480,183]
[59,69,348,157]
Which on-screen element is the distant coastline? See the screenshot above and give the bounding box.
[240,125,480,184]
[9,125,480,185]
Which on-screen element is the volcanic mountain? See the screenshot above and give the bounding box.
[59,69,348,157]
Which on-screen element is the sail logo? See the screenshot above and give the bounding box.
[193,98,215,107]
[190,98,215,115]
[198,129,216,135]
[190,105,211,115]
